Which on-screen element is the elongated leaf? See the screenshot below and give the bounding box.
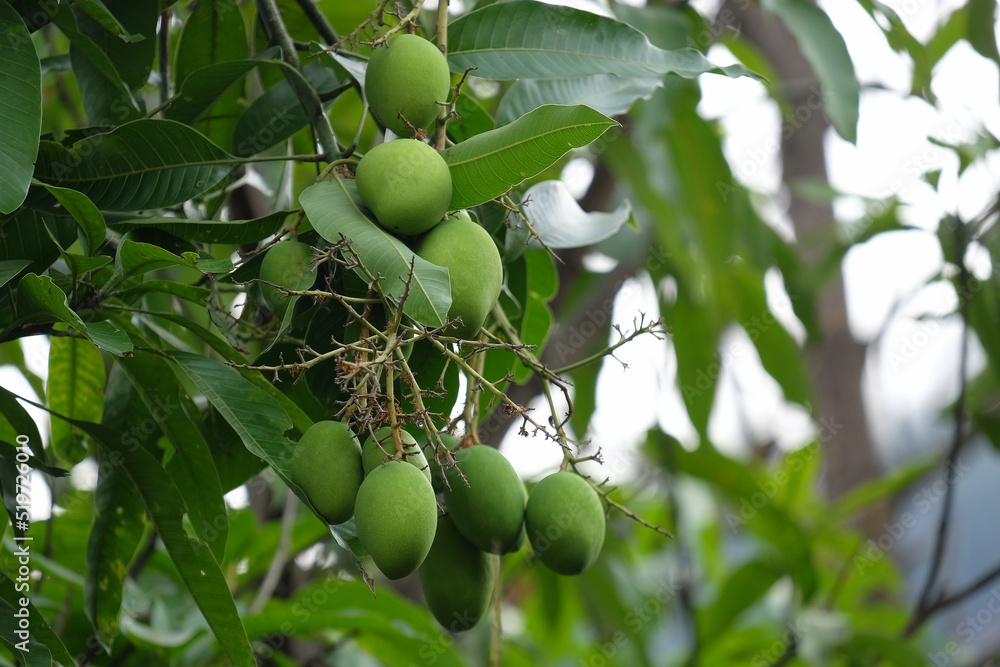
[15,273,134,356]
[515,179,632,252]
[698,559,784,642]
[116,280,210,303]
[511,248,557,383]
[967,0,1000,67]
[497,74,662,126]
[0,571,76,664]
[33,119,236,211]
[442,104,617,209]
[48,335,106,465]
[0,596,53,667]
[174,0,249,81]
[0,0,42,213]
[670,286,720,444]
[166,52,279,126]
[72,0,157,89]
[121,351,227,561]
[108,210,291,243]
[72,0,145,42]
[760,0,859,143]
[65,419,255,667]
[42,184,107,253]
[110,240,232,287]
[85,448,147,650]
[300,178,452,328]
[447,1,756,81]
[0,260,30,289]
[170,352,367,560]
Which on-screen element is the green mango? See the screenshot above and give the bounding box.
[259,240,315,319]
[442,445,524,554]
[291,421,363,525]
[417,212,503,339]
[362,426,431,483]
[419,514,499,632]
[525,471,605,575]
[364,34,451,137]
[354,461,438,579]
[355,138,452,235]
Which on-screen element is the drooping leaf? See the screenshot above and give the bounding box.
[71,0,146,42]
[760,0,859,143]
[71,0,157,89]
[109,239,232,288]
[299,178,452,328]
[511,179,632,256]
[497,74,662,126]
[41,184,107,253]
[84,447,148,650]
[115,279,211,303]
[33,119,236,211]
[121,351,228,561]
[107,210,292,244]
[14,273,134,356]
[174,0,250,82]
[166,49,279,126]
[0,592,54,667]
[447,1,758,81]
[0,260,30,290]
[63,419,256,667]
[510,248,558,383]
[0,0,42,213]
[48,334,106,465]
[441,104,618,209]
[698,559,784,642]
[967,0,1000,68]
[670,286,719,444]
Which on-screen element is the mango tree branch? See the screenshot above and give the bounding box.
[256,0,340,159]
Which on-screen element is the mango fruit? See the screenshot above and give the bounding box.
[291,421,363,525]
[419,514,499,632]
[525,471,605,575]
[354,461,438,579]
[442,445,524,554]
[259,240,315,319]
[417,213,502,339]
[355,138,452,235]
[362,426,431,483]
[364,34,450,137]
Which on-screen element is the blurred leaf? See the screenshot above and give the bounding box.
[71,0,144,41]
[72,0,157,89]
[33,120,236,211]
[497,74,662,126]
[830,455,939,521]
[48,334,105,465]
[512,179,632,255]
[760,0,859,143]
[243,579,469,667]
[41,184,107,253]
[447,1,759,81]
[836,632,930,663]
[974,412,1000,452]
[0,0,42,214]
[67,419,255,667]
[84,447,147,650]
[300,178,453,329]
[512,248,557,383]
[108,210,291,243]
[448,92,496,143]
[967,0,1000,67]
[115,279,211,303]
[121,351,228,561]
[670,287,719,443]
[698,559,784,642]
[110,240,232,286]
[441,104,618,209]
[174,0,249,83]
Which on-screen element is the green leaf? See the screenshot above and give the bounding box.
[441,104,618,210]
[0,209,76,283]
[729,265,812,408]
[121,351,228,561]
[115,279,211,303]
[0,260,30,289]
[447,92,496,143]
[166,50,280,126]
[670,287,720,444]
[0,591,54,667]
[41,184,107,253]
[108,210,291,244]
[497,74,662,126]
[85,448,148,650]
[967,0,1000,67]
[174,0,249,82]
[513,179,632,254]
[71,0,145,42]
[447,1,757,81]
[110,239,232,286]
[33,119,236,211]
[170,352,367,559]
[830,455,939,521]
[300,178,452,328]
[511,248,557,383]
[72,0,157,89]
[14,273,134,356]
[65,419,255,667]
[698,559,784,642]
[48,334,106,465]
[760,0,859,143]
[231,61,342,157]
[243,579,469,667]
[0,0,42,214]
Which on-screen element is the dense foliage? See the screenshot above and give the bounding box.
[0,0,999,666]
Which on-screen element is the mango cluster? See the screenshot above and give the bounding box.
[357,34,501,339]
[291,423,608,633]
